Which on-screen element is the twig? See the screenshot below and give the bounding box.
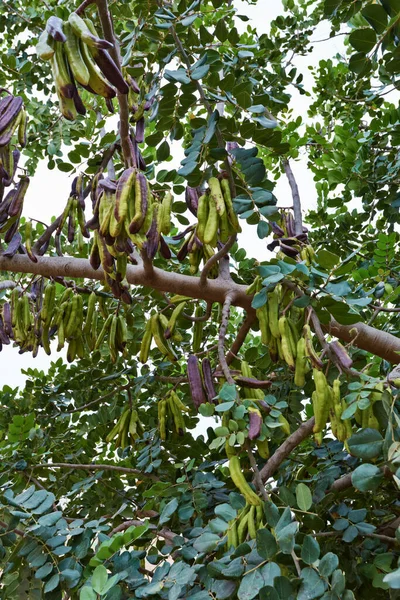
[200,235,236,285]
[282,159,302,236]
[218,293,235,384]
[0,520,25,537]
[63,388,119,414]
[75,0,96,15]
[110,519,155,536]
[314,531,398,545]
[30,462,158,480]
[371,305,400,313]
[257,417,315,484]
[226,311,256,365]
[96,0,133,167]
[247,447,269,502]
[32,214,62,253]
[291,550,302,577]
[183,301,212,322]
[170,26,235,196]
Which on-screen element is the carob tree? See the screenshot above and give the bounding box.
[0,0,400,598]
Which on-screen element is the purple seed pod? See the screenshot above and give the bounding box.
[187,354,206,410]
[201,358,217,403]
[8,176,30,217]
[271,221,285,237]
[177,237,190,262]
[279,242,299,257]
[3,231,22,257]
[0,95,14,116]
[38,239,50,256]
[144,97,155,111]
[172,224,195,241]
[248,409,262,440]
[185,186,198,216]
[105,98,115,114]
[285,212,295,237]
[235,376,272,390]
[3,302,12,337]
[144,209,160,260]
[0,317,10,345]
[135,117,145,143]
[129,172,148,234]
[267,239,280,252]
[127,74,140,94]
[46,16,66,43]
[257,400,272,415]
[159,235,172,259]
[4,219,19,244]
[55,232,63,256]
[330,341,353,369]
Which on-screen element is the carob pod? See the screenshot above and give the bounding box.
[46,16,67,43]
[329,340,353,369]
[185,186,199,216]
[135,117,145,143]
[187,354,206,410]
[201,358,217,403]
[2,231,22,257]
[248,408,262,440]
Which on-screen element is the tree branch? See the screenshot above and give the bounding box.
[199,234,236,286]
[226,311,256,365]
[76,0,96,15]
[218,293,235,384]
[257,417,315,484]
[247,447,269,502]
[30,462,158,480]
[183,301,212,322]
[282,159,302,235]
[1,255,400,364]
[170,26,235,196]
[96,0,133,167]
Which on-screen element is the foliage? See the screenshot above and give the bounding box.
[0,0,400,599]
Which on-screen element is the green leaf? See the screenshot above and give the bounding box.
[257,221,270,239]
[319,553,339,578]
[165,69,190,84]
[237,569,265,600]
[362,4,388,32]
[35,562,53,580]
[215,503,236,521]
[351,464,383,492]
[347,428,383,459]
[159,498,179,524]
[156,140,170,162]
[348,28,376,53]
[298,568,327,600]
[251,289,267,309]
[383,568,400,589]
[80,588,97,600]
[342,525,358,543]
[301,535,320,565]
[92,566,108,595]
[219,383,237,402]
[296,483,313,512]
[37,511,63,527]
[44,573,60,593]
[260,561,281,587]
[316,249,339,269]
[204,110,219,144]
[276,522,298,554]
[193,532,220,553]
[256,528,278,559]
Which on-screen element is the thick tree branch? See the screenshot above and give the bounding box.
[1,255,400,364]
[257,417,315,484]
[282,159,302,235]
[199,235,236,285]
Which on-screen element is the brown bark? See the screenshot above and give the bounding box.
[1,255,400,364]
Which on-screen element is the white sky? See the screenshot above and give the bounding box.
[1,1,346,388]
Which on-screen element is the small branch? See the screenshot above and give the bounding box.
[32,214,62,253]
[218,293,235,384]
[0,520,25,537]
[63,388,118,414]
[291,550,302,577]
[371,305,400,313]
[258,417,315,484]
[314,531,398,545]
[110,519,155,536]
[30,462,158,480]
[247,447,269,502]
[75,0,96,15]
[170,26,235,196]
[200,235,236,286]
[226,311,256,365]
[183,301,212,322]
[96,0,133,167]
[282,159,302,236]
